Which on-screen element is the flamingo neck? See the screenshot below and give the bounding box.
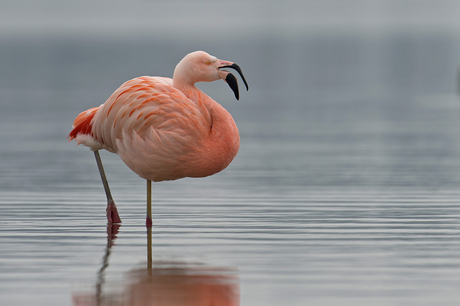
[184,97,240,179]
[172,61,196,92]
[172,73,240,178]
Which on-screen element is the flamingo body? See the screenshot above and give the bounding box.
[69,51,245,182]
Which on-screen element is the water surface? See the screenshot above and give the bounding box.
[1,33,460,305]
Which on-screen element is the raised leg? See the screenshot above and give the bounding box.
[94,150,122,224]
[146,180,152,228]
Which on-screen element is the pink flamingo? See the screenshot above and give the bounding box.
[68,51,248,227]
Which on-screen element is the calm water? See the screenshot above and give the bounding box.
[2,32,460,305]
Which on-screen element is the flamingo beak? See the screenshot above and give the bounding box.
[219,63,249,100]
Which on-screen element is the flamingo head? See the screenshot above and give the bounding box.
[173,51,248,100]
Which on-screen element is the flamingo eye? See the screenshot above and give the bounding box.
[205,61,211,65]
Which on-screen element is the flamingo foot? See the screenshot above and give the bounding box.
[146,217,152,228]
[107,200,122,224]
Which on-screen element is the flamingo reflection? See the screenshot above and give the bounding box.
[73,224,239,306]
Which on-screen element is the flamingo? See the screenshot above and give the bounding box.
[68,51,248,227]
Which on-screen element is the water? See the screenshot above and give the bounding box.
[2,31,460,305]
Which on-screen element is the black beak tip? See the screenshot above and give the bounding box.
[220,63,248,97]
[225,73,239,100]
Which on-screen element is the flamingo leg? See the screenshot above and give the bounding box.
[94,150,122,224]
[147,226,152,275]
[146,180,152,228]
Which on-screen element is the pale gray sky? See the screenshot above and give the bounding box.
[0,0,459,37]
